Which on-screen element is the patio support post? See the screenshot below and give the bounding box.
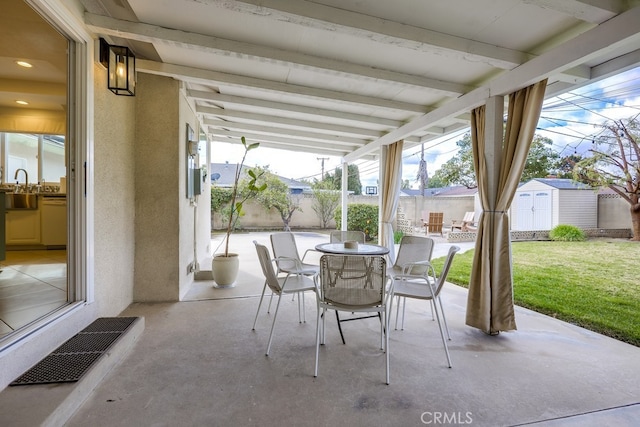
[341,159,348,231]
[466,80,547,334]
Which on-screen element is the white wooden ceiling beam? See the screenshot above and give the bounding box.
[545,47,640,97]
[210,130,377,160]
[188,90,406,129]
[523,0,624,23]
[209,128,359,154]
[197,105,387,138]
[204,0,530,69]
[590,48,640,80]
[212,136,350,158]
[138,59,428,113]
[344,5,640,162]
[203,118,369,147]
[85,13,470,97]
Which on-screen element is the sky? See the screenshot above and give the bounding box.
[210,66,640,189]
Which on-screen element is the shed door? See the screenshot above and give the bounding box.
[515,191,552,230]
[516,192,533,230]
[532,191,552,230]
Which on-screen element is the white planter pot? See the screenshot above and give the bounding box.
[212,253,239,287]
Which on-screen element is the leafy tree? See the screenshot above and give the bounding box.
[573,118,640,240]
[556,153,584,180]
[431,133,476,188]
[401,179,411,190]
[520,135,561,182]
[246,167,302,231]
[334,204,378,241]
[432,132,561,188]
[311,180,340,228]
[211,185,233,213]
[324,164,363,195]
[426,174,447,189]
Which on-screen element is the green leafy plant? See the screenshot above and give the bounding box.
[394,230,404,244]
[334,204,378,241]
[549,224,586,242]
[222,137,267,256]
[211,186,233,213]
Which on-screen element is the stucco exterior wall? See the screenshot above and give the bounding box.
[212,194,476,231]
[212,192,632,233]
[134,74,181,301]
[178,90,208,299]
[133,75,208,301]
[93,63,136,314]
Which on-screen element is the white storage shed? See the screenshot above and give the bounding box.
[511,178,597,231]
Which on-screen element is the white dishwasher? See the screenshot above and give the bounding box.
[41,196,67,247]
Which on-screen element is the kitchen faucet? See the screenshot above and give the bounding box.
[14,168,29,192]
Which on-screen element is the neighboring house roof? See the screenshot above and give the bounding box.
[210,163,311,192]
[401,188,441,197]
[528,178,593,190]
[436,186,478,196]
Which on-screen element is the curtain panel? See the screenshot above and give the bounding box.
[379,140,403,263]
[466,79,548,334]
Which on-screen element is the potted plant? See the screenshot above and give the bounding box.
[212,136,266,287]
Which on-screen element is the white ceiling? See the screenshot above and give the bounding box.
[3,0,640,164]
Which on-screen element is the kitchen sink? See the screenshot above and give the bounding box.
[5,193,38,210]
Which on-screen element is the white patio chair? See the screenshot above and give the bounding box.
[314,254,394,384]
[270,232,319,311]
[389,236,436,321]
[328,229,368,343]
[392,245,460,368]
[270,232,319,276]
[252,241,317,356]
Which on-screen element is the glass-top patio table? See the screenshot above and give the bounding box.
[314,242,390,255]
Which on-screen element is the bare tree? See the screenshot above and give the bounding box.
[574,117,640,240]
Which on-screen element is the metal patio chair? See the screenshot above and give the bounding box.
[252,241,318,356]
[314,254,394,384]
[392,245,460,368]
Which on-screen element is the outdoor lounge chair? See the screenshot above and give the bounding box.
[451,211,475,232]
[422,212,444,236]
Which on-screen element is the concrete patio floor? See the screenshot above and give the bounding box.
[4,231,640,426]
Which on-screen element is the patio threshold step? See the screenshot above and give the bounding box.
[0,316,145,427]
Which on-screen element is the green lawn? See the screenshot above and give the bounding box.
[431,239,640,347]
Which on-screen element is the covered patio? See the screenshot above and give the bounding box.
[2,1,640,424]
[2,232,639,426]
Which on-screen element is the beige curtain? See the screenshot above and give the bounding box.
[379,140,403,263]
[466,79,548,334]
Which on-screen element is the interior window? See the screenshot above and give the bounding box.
[3,133,65,187]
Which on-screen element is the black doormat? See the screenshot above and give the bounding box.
[10,317,138,386]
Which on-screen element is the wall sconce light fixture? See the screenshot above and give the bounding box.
[99,38,136,96]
